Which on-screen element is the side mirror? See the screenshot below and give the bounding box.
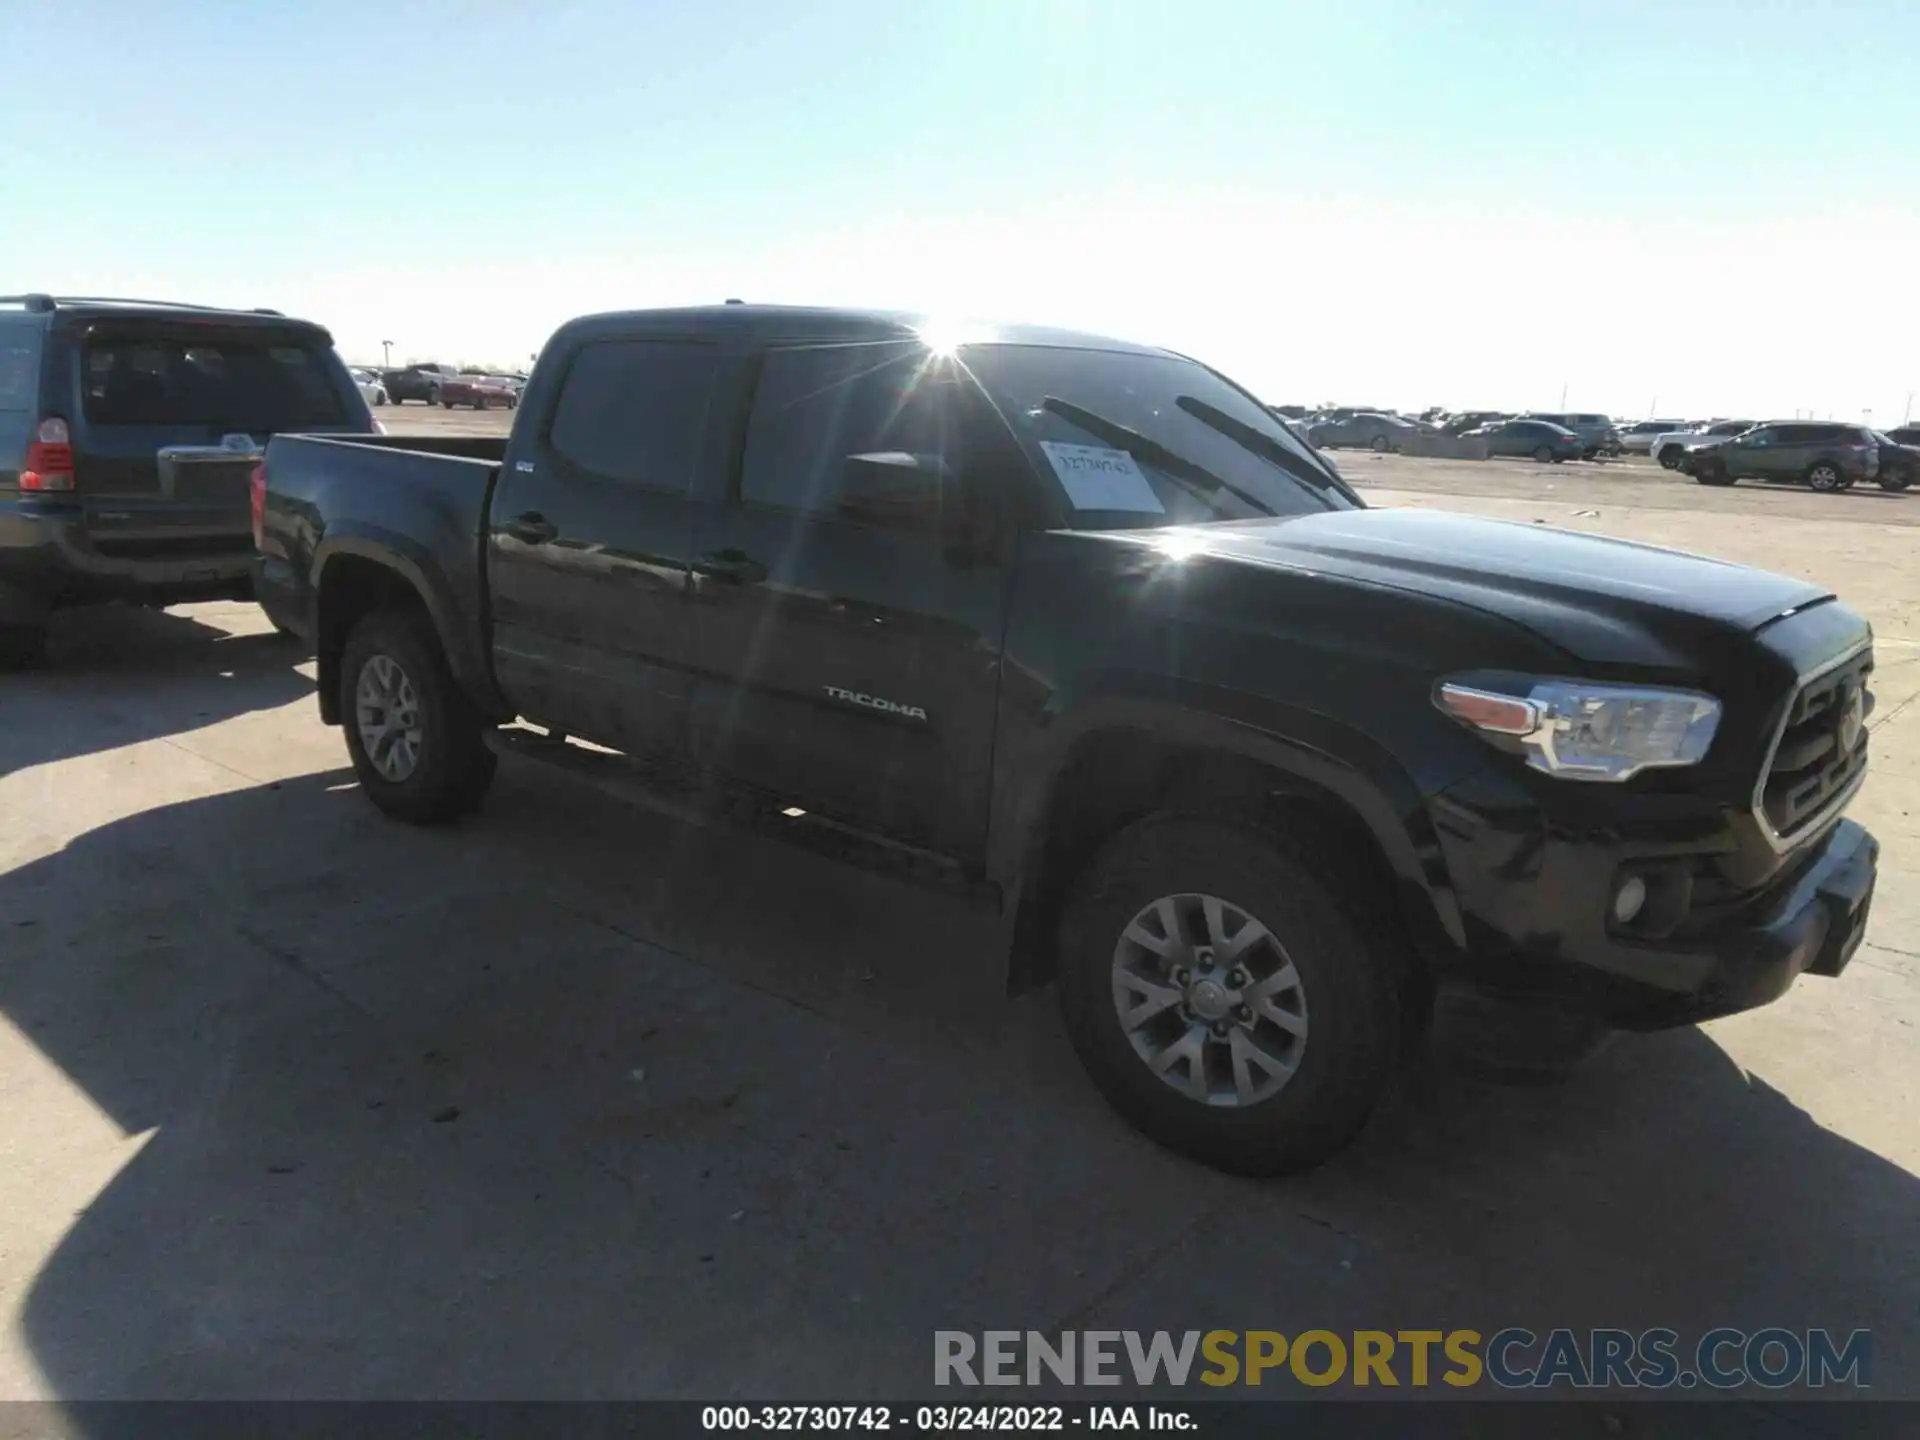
[840,451,949,527]
[840,451,998,563]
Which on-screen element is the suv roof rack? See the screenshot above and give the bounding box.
[0,295,293,316]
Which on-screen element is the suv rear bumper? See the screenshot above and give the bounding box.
[1435,789,1877,1030]
[0,497,253,619]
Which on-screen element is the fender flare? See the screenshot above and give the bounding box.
[991,693,1467,988]
[310,525,506,723]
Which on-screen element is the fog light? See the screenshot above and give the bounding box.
[1612,874,1648,926]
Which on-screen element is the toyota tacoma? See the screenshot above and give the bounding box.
[253,304,1878,1175]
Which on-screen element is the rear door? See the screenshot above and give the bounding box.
[55,322,367,557]
[485,335,729,760]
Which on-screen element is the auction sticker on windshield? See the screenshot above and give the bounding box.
[1040,442,1165,513]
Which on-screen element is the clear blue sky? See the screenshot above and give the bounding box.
[5,0,1917,420]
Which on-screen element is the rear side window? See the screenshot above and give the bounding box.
[0,322,44,411]
[741,343,958,514]
[547,340,723,493]
[83,338,348,430]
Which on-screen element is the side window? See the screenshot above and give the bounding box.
[547,340,721,493]
[1745,428,1778,446]
[740,343,959,517]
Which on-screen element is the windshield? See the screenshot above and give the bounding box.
[83,337,350,431]
[961,344,1354,528]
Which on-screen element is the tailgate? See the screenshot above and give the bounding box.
[66,325,358,556]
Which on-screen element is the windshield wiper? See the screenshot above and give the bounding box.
[1039,396,1278,517]
[1174,395,1349,498]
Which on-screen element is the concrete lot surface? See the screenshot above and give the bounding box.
[1,430,1915,1404]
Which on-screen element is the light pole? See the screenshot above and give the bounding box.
[382,340,393,369]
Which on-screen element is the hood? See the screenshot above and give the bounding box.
[1129,507,1832,672]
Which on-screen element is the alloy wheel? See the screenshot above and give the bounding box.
[1111,892,1309,1108]
[355,653,424,782]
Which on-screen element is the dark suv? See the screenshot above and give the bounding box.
[1683,421,1882,492]
[0,293,371,665]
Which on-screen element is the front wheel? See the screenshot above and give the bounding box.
[1056,816,1402,1176]
[1694,462,1735,486]
[1807,462,1843,492]
[1657,447,1682,470]
[339,607,496,824]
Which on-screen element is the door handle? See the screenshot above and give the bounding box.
[694,549,767,585]
[504,511,558,545]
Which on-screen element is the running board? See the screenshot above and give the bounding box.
[485,727,1001,912]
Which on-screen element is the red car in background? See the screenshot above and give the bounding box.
[439,372,518,410]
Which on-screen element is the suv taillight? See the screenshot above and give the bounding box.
[250,461,268,550]
[21,417,75,492]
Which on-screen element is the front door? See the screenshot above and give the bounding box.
[682,342,1010,862]
[487,336,732,759]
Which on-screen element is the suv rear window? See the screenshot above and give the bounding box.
[82,337,348,430]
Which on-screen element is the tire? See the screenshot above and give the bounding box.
[506,395,518,410]
[1056,815,1402,1176]
[1806,462,1843,492]
[1694,462,1734,486]
[428,386,442,407]
[0,622,49,671]
[1879,469,1912,493]
[1657,447,1682,470]
[443,399,455,409]
[1533,444,1554,463]
[374,390,387,407]
[1369,434,1389,453]
[339,607,496,824]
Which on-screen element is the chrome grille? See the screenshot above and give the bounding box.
[1756,645,1872,844]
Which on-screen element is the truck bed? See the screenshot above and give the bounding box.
[254,431,507,707]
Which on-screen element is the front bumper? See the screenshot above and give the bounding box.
[1434,782,1877,1029]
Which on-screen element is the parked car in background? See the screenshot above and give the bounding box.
[1526,413,1620,459]
[0,292,373,666]
[349,367,389,406]
[1619,419,1686,455]
[1439,410,1510,435]
[255,302,1877,1176]
[440,373,518,410]
[1464,418,1584,463]
[1869,431,1918,491]
[382,363,461,405]
[1652,419,1755,469]
[1308,411,1416,452]
[1886,425,1920,447]
[1682,421,1880,492]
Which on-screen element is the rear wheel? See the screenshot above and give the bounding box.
[1056,815,1402,1176]
[1879,468,1912,492]
[1533,444,1554,463]
[0,622,49,671]
[1807,462,1843,492]
[339,607,496,824]
[428,386,443,407]
[1369,434,1389,453]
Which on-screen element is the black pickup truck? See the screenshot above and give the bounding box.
[255,304,1879,1175]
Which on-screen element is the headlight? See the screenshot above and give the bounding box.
[1436,678,1721,782]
